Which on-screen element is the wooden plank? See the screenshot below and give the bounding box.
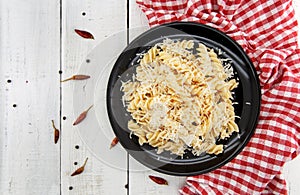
[128,1,186,194]
[128,0,149,42]
[284,155,300,195]
[128,1,300,195]
[0,0,298,194]
[0,0,61,194]
[61,0,128,194]
[129,157,186,195]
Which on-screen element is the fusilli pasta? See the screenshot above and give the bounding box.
[121,38,239,157]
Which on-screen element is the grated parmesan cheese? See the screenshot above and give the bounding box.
[121,39,239,157]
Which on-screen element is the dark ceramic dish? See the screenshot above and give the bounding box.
[106,22,261,176]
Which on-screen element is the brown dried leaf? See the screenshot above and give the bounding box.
[71,157,88,176]
[110,137,119,149]
[61,74,90,82]
[74,29,94,39]
[73,105,93,126]
[149,175,168,185]
[51,120,60,144]
[54,129,59,144]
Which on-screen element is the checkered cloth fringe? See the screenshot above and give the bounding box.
[136,0,300,194]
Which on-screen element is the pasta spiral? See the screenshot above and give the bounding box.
[121,38,239,157]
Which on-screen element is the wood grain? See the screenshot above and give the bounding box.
[127,1,186,195]
[128,0,300,195]
[0,0,299,194]
[0,0,60,194]
[61,0,127,194]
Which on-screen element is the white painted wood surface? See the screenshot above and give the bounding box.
[0,0,299,194]
[61,1,127,194]
[0,0,61,194]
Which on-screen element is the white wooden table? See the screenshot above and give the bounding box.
[0,0,299,194]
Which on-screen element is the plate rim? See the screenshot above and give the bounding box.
[106,21,261,176]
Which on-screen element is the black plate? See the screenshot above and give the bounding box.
[106,22,261,176]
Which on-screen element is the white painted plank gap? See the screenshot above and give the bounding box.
[61,0,128,194]
[0,0,61,194]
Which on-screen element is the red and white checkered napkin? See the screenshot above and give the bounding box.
[136,0,300,194]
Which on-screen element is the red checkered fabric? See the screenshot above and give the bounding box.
[136,0,300,194]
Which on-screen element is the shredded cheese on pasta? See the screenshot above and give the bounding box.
[121,39,239,157]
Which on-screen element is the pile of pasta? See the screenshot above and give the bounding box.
[121,38,239,157]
